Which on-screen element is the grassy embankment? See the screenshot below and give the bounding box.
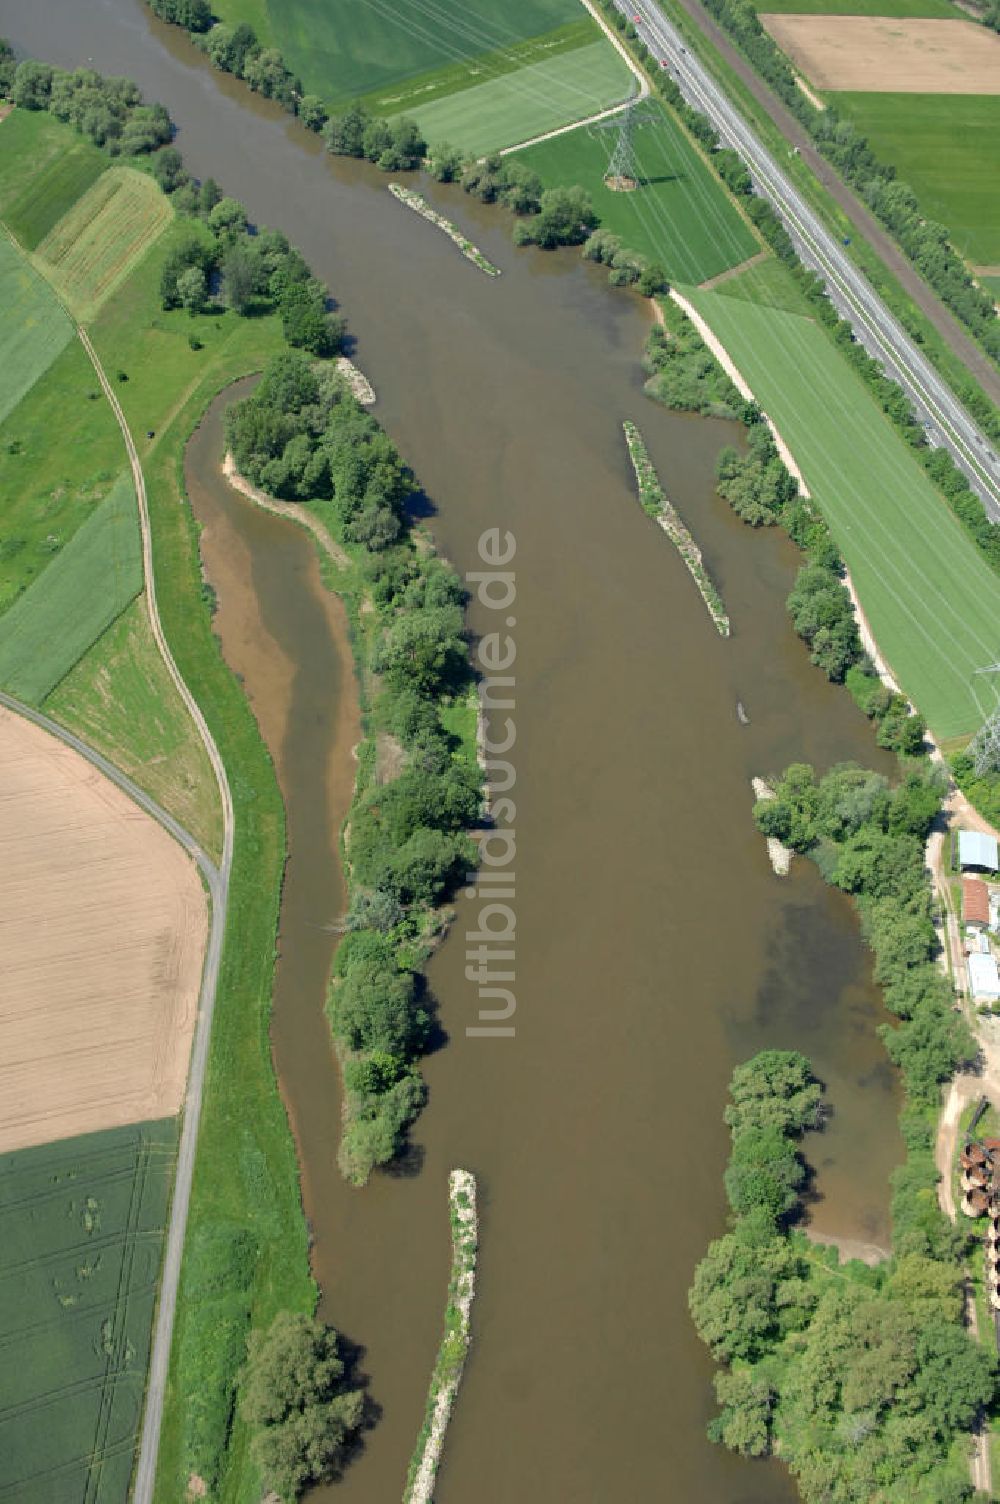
[0,1121,178,1504]
[831,93,1000,268]
[681,286,1000,741]
[644,0,1000,439]
[514,99,759,283]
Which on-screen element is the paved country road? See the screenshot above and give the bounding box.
[75,327,235,1504]
[618,0,1000,517]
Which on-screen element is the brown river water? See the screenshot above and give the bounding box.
[1,3,902,1498]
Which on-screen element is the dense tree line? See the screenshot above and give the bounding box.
[690,1052,995,1500]
[226,353,481,1184]
[3,55,171,154]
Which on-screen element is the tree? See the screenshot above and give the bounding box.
[199,176,222,215]
[428,141,464,182]
[323,106,368,157]
[526,186,598,249]
[723,1123,806,1221]
[151,144,186,193]
[176,264,207,315]
[208,195,249,242]
[241,1312,364,1501]
[11,60,53,109]
[725,1050,822,1137]
[298,94,327,132]
[222,241,265,313]
[376,605,467,697]
[709,1367,774,1455]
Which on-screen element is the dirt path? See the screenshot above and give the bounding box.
[698,246,769,290]
[222,452,350,568]
[668,0,1000,407]
[74,333,235,1504]
[499,0,649,156]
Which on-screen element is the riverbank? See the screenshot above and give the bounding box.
[223,451,350,567]
[404,1170,479,1504]
[660,292,810,497]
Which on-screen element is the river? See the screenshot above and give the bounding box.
[1,3,901,1498]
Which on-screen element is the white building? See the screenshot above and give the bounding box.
[959,830,999,872]
[968,951,1000,1002]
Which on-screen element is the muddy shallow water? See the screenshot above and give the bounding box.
[1,3,904,1497]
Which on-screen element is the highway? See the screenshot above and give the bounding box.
[617,0,1000,519]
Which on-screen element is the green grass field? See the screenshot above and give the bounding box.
[682,288,1000,739]
[1,135,105,251]
[711,254,816,316]
[515,102,759,283]
[37,167,174,322]
[361,16,596,116]
[0,110,102,223]
[47,597,223,858]
[0,232,73,427]
[0,472,142,703]
[0,1120,176,1504]
[397,39,636,155]
[0,338,126,615]
[981,275,1000,299]
[832,93,1000,265]
[753,0,955,13]
[263,0,583,102]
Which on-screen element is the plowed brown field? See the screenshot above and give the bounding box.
[0,706,206,1150]
[759,15,1000,93]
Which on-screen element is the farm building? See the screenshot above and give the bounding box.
[964,877,991,931]
[959,830,999,872]
[968,951,1000,1001]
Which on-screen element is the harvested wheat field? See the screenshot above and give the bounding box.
[759,15,1000,92]
[0,705,206,1151]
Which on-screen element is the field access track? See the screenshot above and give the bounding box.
[683,287,1000,740]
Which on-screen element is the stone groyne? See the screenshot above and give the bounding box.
[388,184,500,276]
[403,1169,479,1504]
[752,776,792,876]
[623,420,730,637]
